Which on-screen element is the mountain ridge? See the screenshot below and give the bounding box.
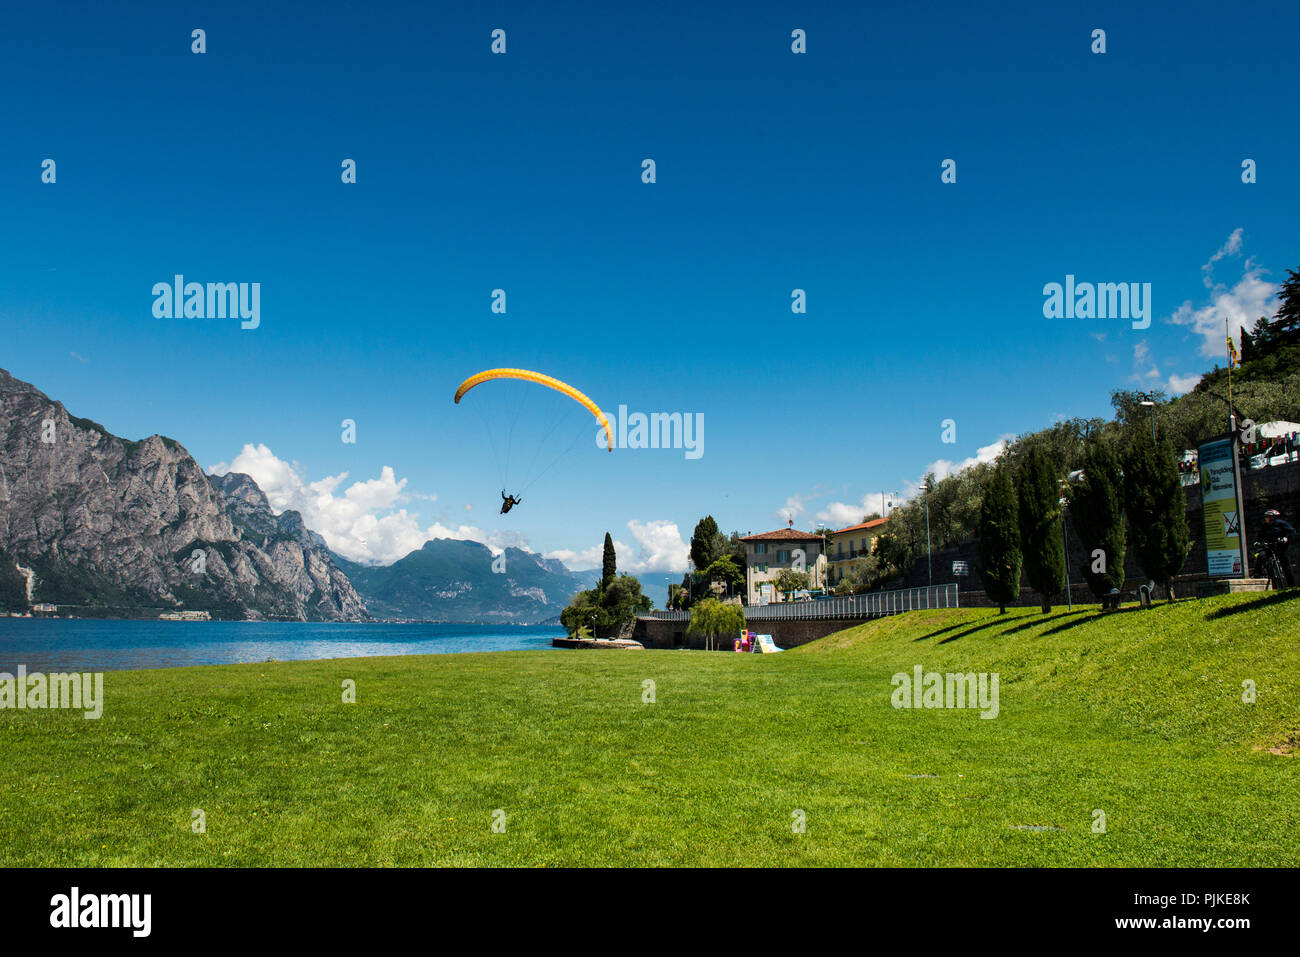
[0,368,366,620]
[333,538,600,624]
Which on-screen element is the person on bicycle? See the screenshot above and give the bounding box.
[1261,509,1296,587]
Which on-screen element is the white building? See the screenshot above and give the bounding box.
[739,528,828,604]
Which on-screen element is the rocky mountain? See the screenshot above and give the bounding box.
[335,539,599,624]
[0,368,367,620]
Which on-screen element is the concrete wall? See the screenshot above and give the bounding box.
[633,615,861,651]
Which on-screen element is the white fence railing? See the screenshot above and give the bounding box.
[641,583,959,623]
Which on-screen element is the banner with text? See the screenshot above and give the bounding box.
[1198,438,1244,577]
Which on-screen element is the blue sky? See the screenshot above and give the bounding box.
[3,0,1298,571]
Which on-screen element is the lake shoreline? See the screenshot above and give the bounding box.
[0,619,566,672]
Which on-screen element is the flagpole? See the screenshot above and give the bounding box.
[1226,320,1250,579]
[1226,319,1233,432]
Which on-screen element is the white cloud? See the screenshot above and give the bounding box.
[623,520,690,572]
[900,434,1014,498]
[544,519,690,574]
[775,494,810,523]
[209,443,466,565]
[1132,341,1162,383]
[1171,230,1278,358]
[425,523,532,556]
[1202,227,1243,287]
[816,497,879,527]
[1167,373,1203,395]
[544,544,606,570]
[774,484,838,524]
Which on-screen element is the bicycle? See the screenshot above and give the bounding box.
[1251,541,1290,590]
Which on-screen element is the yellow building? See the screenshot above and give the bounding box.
[825,517,889,585]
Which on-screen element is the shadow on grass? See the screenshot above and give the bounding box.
[913,620,983,642]
[1037,604,1149,636]
[1040,614,1104,637]
[934,607,1103,643]
[995,611,1077,636]
[937,617,1022,644]
[1205,588,1300,620]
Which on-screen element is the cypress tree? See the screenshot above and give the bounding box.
[976,463,1022,614]
[1122,430,1191,599]
[601,532,617,590]
[1069,438,1126,601]
[689,516,721,570]
[1239,325,1255,363]
[1017,444,1066,612]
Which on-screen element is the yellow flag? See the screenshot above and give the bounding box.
[1227,333,1240,368]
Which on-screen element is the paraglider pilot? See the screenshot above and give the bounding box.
[500,490,522,514]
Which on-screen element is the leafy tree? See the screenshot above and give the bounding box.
[1114,372,1300,456]
[773,568,810,596]
[1006,418,1096,478]
[673,571,694,609]
[601,532,616,589]
[872,532,909,584]
[1122,430,1191,599]
[687,597,746,651]
[836,549,889,593]
[1069,438,1126,600]
[700,555,743,593]
[726,531,747,569]
[1271,266,1300,346]
[561,573,651,638]
[689,515,727,571]
[976,463,1021,613]
[1017,444,1067,612]
[854,460,1002,582]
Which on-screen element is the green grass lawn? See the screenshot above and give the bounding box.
[2,591,1298,866]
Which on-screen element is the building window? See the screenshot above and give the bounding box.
[755,563,768,573]
[755,543,768,555]
[777,549,791,562]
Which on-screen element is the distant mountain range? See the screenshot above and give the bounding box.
[333,540,600,624]
[0,367,671,623]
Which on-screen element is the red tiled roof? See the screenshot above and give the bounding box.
[740,529,826,542]
[833,517,889,535]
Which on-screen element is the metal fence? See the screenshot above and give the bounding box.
[641,582,959,622]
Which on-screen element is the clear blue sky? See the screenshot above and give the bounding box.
[3,0,1297,570]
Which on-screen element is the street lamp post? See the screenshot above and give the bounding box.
[1059,485,1073,612]
[1139,399,1156,443]
[924,479,933,588]
[815,523,829,593]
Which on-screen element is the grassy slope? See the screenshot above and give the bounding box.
[1,591,1297,866]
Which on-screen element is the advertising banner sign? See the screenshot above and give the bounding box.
[1197,438,1244,577]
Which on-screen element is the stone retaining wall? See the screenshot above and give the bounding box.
[632,615,863,651]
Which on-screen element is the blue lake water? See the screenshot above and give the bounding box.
[0,619,565,672]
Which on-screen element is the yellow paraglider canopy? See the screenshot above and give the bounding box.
[454,368,613,452]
